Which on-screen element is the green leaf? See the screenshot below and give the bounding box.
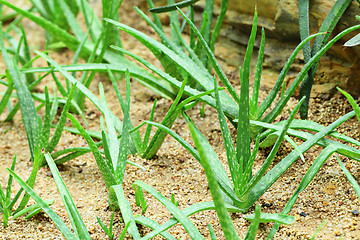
[150,0,200,13]
[111,184,141,240]
[7,168,77,240]
[12,199,54,220]
[344,32,360,46]
[268,146,336,238]
[44,153,90,239]
[299,0,352,119]
[188,120,239,239]
[337,156,360,199]
[67,113,117,190]
[134,180,205,239]
[337,87,360,124]
[45,83,77,153]
[244,205,261,240]
[245,110,357,212]
[244,211,295,225]
[138,201,239,240]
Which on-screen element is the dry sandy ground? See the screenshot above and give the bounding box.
[0,1,360,239]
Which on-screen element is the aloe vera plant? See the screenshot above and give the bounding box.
[141,58,360,238]
[0,156,53,227]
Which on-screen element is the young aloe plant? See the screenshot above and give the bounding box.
[0,24,81,215]
[0,156,53,227]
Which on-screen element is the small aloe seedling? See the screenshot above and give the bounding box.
[134,186,149,215]
[0,156,53,227]
[97,211,131,240]
[67,70,134,209]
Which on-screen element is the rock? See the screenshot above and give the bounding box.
[203,0,360,97]
[351,209,359,216]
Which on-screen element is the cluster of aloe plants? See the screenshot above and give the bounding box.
[0,0,359,239]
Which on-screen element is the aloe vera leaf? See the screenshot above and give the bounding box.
[208,223,217,240]
[250,27,265,117]
[5,155,16,202]
[244,211,295,225]
[107,68,141,155]
[337,156,360,199]
[143,99,157,149]
[183,113,241,205]
[299,0,352,119]
[176,8,239,105]
[337,87,360,124]
[133,215,176,240]
[262,24,360,124]
[138,201,239,240]
[19,26,35,84]
[298,0,311,64]
[101,130,114,174]
[12,199,54,220]
[45,84,77,153]
[134,180,205,239]
[344,32,360,46]
[99,82,119,167]
[284,135,305,162]
[62,126,102,139]
[237,10,257,183]
[244,205,261,240]
[44,153,90,238]
[111,184,141,240]
[213,77,240,194]
[245,110,356,211]
[0,24,40,161]
[268,145,336,238]
[210,0,228,52]
[105,18,238,116]
[67,113,117,189]
[7,168,77,240]
[150,0,199,13]
[253,120,360,160]
[189,120,239,239]
[114,73,131,182]
[42,87,51,147]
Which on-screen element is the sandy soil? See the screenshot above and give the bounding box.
[0,1,360,239]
